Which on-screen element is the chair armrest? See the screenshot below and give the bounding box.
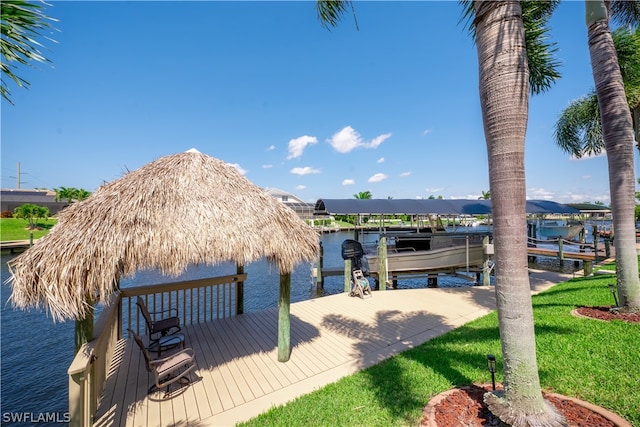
[148,307,179,319]
[149,348,196,366]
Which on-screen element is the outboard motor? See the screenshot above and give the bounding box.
[341,239,372,299]
[341,239,364,271]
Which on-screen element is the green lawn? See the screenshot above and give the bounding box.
[0,218,57,241]
[239,268,640,427]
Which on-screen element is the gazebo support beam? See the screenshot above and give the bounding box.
[278,272,291,362]
[74,304,94,354]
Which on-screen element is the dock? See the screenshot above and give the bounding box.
[93,268,571,427]
[0,240,32,254]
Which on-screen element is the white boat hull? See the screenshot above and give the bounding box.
[539,224,583,240]
[364,244,485,274]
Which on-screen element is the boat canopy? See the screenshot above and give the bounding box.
[314,199,580,216]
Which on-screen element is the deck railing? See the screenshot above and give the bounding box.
[67,273,247,427]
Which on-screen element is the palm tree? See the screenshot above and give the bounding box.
[55,186,76,203]
[318,1,564,424]
[478,190,491,200]
[75,188,92,201]
[469,2,565,424]
[554,26,640,157]
[0,0,57,104]
[585,0,640,311]
[353,190,372,199]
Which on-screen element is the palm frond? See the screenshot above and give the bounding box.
[522,0,561,95]
[553,94,604,158]
[610,0,640,28]
[0,0,57,104]
[459,1,560,95]
[315,0,358,31]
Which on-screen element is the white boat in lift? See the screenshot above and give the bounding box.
[363,233,485,274]
[538,220,584,240]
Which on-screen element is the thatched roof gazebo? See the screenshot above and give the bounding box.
[7,149,319,361]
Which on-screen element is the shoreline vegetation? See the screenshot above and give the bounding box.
[238,259,639,426]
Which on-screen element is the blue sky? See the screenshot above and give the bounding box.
[2,1,636,205]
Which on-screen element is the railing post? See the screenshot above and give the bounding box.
[378,236,387,291]
[482,235,492,286]
[316,242,324,289]
[236,265,244,315]
[558,238,564,260]
[344,259,351,293]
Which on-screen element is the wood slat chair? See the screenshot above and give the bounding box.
[128,329,197,397]
[136,296,181,347]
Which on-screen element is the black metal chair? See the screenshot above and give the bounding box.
[136,296,181,347]
[128,328,196,397]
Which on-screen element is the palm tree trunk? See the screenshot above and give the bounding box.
[586,0,640,311]
[474,1,564,425]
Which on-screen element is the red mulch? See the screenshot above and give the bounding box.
[424,384,618,427]
[421,308,637,427]
[574,306,640,323]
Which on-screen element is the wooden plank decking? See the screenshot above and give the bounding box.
[94,271,568,427]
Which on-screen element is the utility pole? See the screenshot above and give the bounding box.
[17,161,20,188]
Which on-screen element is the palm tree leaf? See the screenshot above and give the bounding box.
[610,0,640,28]
[458,0,561,95]
[315,0,358,30]
[553,94,603,158]
[0,0,57,104]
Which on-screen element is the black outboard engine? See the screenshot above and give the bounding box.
[341,239,364,271]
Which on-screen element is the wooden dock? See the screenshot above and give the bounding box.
[93,268,571,427]
[0,240,31,254]
[94,287,498,426]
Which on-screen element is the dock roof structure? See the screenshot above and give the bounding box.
[314,198,580,216]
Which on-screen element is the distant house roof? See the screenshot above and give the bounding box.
[264,188,307,204]
[314,199,580,216]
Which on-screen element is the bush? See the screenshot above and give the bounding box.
[1,211,13,218]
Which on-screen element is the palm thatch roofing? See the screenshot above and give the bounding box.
[7,150,319,322]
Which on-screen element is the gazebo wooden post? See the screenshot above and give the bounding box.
[278,272,291,362]
[74,302,94,354]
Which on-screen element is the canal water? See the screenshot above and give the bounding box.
[0,229,584,422]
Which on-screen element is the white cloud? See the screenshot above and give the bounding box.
[228,163,247,175]
[342,179,355,186]
[287,135,317,159]
[368,173,388,183]
[377,157,385,164]
[423,128,432,136]
[327,126,392,153]
[290,166,320,175]
[425,187,444,193]
[400,171,411,177]
[267,145,276,151]
[262,164,273,169]
[526,187,554,200]
[570,150,606,160]
[581,175,591,180]
[296,185,306,190]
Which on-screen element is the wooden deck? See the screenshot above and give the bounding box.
[93,272,567,427]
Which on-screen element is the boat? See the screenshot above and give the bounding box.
[363,233,485,274]
[538,220,584,240]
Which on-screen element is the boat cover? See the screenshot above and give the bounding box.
[314,199,579,216]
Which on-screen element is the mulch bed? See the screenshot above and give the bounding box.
[421,307,637,427]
